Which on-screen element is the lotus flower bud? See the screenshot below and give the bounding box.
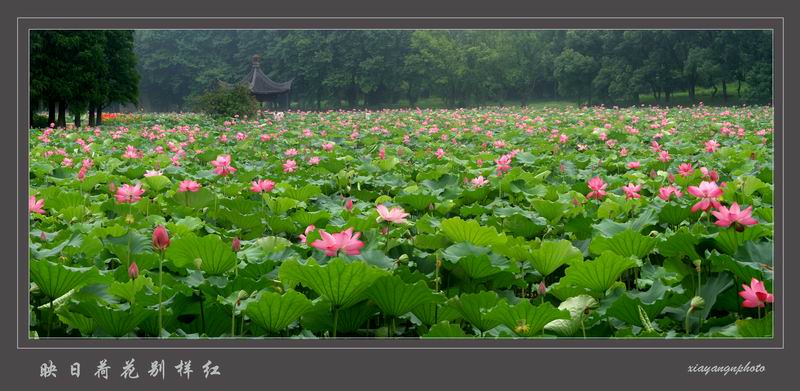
[690,296,705,311]
[128,261,139,280]
[193,257,203,270]
[152,225,170,251]
[538,281,547,296]
[232,237,241,252]
[344,198,354,212]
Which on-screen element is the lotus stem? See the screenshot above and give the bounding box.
[158,250,165,338]
[332,305,340,338]
[46,298,54,337]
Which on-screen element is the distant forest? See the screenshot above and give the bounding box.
[134,30,772,111]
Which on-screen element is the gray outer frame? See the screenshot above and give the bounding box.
[2,0,795,388]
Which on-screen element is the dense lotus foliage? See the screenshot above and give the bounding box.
[28,105,774,339]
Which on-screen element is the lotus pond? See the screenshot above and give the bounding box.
[28,105,775,339]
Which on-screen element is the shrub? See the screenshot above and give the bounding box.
[189,84,260,118]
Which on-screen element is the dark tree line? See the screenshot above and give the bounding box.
[30,30,139,127]
[134,30,772,111]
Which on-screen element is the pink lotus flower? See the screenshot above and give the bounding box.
[619,147,628,157]
[435,148,445,159]
[495,154,512,175]
[285,148,298,157]
[376,204,409,224]
[658,150,671,162]
[122,145,140,159]
[283,159,297,173]
[687,181,723,212]
[712,203,758,228]
[658,185,682,201]
[178,180,201,193]
[211,155,236,176]
[622,183,641,199]
[299,225,316,244]
[739,278,774,308]
[705,139,720,153]
[586,177,607,200]
[627,161,640,169]
[677,163,694,177]
[471,175,488,188]
[699,167,720,182]
[559,134,569,143]
[322,142,335,152]
[250,179,275,193]
[308,156,321,165]
[115,183,145,204]
[310,228,365,256]
[29,195,45,215]
[379,148,386,160]
[344,198,354,212]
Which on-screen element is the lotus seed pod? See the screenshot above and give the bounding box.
[193,258,203,270]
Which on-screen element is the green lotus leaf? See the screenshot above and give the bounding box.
[57,310,95,336]
[422,322,471,339]
[395,193,438,212]
[736,314,773,338]
[448,291,501,333]
[658,204,694,226]
[606,292,666,329]
[713,225,767,255]
[560,251,638,296]
[30,259,105,299]
[81,302,153,338]
[532,199,566,224]
[658,229,701,260]
[244,290,313,335]
[707,251,764,283]
[487,300,570,337]
[544,295,599,337]
[590,229,657,259]
[282,184,322,202]
[173,187,216,208]
[365,275,441,318]
[441,217,507,247]
[411,298,461,327]
[301,299,378,334]
[142,175,171,192]
[264,196,300,215]
[528,239,583,276]
[279,258,388,309]
[166,234,238,275]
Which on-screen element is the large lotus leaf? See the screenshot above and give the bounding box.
[528,239,583,276]
[281,184,322,202]
[365,275,441,317]
[173,187,216,208]
[57,310,95,336]
[505,214,547,238]
[606,293,666,328]
[561,251,638,296]
[532,199,566,224]
[736,315,773,338]
[107,276,154,304]
[707,251,764,283]
[592,208,658,237]
[658,204,694,226]
[448,291,501,333]
[734,241,773,266]
[544,295,599,337]
[411,298,461,326]
[142,175,171,192]
[244,290,313,335]
[443,242,512,279]
[291,210,331,227]
[713,225,767,255]
[264,196,300,215]
[422,322,472,339]
[81,302,153,338]
[441,217,507,247]
[218,209,263,230]
[279,258,388,309]
[166,234,237,276]
[165,216,204,236]
[30,259,105,299]
[301,299,377,334]
[395,193,438,212]
[658,229,701,260]
[486,300,569,337]
[590,229,656,259]
[104,229,151,264]
[414,234,450,250]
